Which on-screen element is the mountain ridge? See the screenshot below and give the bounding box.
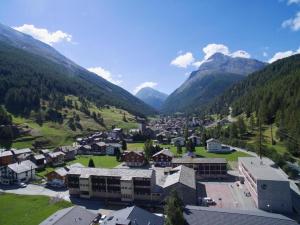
[135,87,168,110]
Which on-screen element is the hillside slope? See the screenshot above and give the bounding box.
[0,23,156,117]
[136,87,168,110]
[161,53,266,114]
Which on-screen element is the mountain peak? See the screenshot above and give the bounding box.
[136,87,168,110]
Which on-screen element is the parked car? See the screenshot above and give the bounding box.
[203,197,216,205]
[19,182,27,188]
[99,215,106,224]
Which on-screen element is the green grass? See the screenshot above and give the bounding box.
[67,155,120,168]
[161,144,250,161]
[127,142,144,151]
[0,193,72,225]
[36,167,55,178]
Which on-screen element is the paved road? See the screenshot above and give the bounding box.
[0,184,70,201]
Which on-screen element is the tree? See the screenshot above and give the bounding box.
[122,113,127,122]
[115,148,121,162]
[237,117,247,137]
[249,114,255,132]
[164,190,185,225]
[88,158,95,168]
[144,140,154,161]
[122,140,127,150]
[177,145,182,155]
[254,116,266,159]
[186,139,195,152]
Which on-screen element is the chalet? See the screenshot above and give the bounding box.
[91,142,106,155]
[0,151,14,167]
[152,149,173,167]
[109,128,123,140]
[206,138,231,153]
[78,145,92,155]
[40,149,50,155]
[122,151,146,167]
[46,152,65,167]
[0,160,37,185]
[106,143,121,155]
[188,135,201,146]
[11,148,32,161]
[30,154,45,169]
[171,137,185,147]
[56,146,76,160]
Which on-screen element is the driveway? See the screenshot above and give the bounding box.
[0,184,70,201]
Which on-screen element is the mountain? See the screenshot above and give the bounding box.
[161,53,267,114]
[135,87,168,110]
[0,23,156,117]
[205,54,300,154]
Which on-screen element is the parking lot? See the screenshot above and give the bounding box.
[198,181,257,210]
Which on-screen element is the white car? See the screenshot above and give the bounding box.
[19,182,27,188]
[99,215,106,224]
[203,197,216,205]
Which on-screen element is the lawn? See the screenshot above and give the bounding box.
[0,193,72,225]
[127,142,144,150]
[67,155,120,168]
[161,144,250,161]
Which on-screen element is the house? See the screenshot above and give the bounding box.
[188,135,201,146]
[46,152,65,167]
[238,157,292,213]
[30,154,46,170]
[122,151,146,167]
[11,148,32,161]
[39,206,97,225]
[91,142,106,155]
[102,206,164,225]
[157,165,197,205]
[40,149,50,155]
[172,157,227,179]
[206,138,222,152]
[171,137,185,147]
[183,205,298,225]
[78,145,92,155]
[56,146,76,160]
[152,149,173,167]
[106,143,122,155]
[0,160,37,185]
[67,167,160,202]
[0,151,14,167]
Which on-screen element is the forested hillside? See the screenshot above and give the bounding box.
[206,54,300,156]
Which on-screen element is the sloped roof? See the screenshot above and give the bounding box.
[153,149,173,158]
[8,160,37,173]
[102,206,164,225]
[172,157,226,164]
[162,165,196,189]
[183,205,297,225]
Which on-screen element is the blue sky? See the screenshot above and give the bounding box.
[0,0,300,94]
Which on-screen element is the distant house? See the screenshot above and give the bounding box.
[40,206,97,225]
[0,151,14,167]
[206,138,231,153]
[171,137,185,147]
[56,146,77,160]
[30,154,46,170]
[188,135,201,146]
[106,143,122,155]
[102,206,164,225]
[11,148,32,161]
[122,151,146,167]
[46,152,65,167]
[78,145,92,155]
[0,160,37,185]
[91,142,106,155]
[152,149,173,167]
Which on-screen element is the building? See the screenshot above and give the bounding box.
[171,137,185,147]
[183,205,298,225]
[67,167,160,202]
[39,206,97,225]
[238,157,293,213]
[188,135,201,146]
[46,152,65,167]
[0,160,37,184]
[152,149,173,167]
[106,143,122,155]
[31,154,46,170]
[0,151,14,167]
[102,206,164,225]
[56,146,77,160]
[172,157,227,179]
[11,148,32,161]
[78,145,92,155]
[91,142,107,155]
[206,138,231,153]
[122,151,146,167]
[157,165,197,205]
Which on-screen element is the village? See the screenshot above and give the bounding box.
[0,116,299,225]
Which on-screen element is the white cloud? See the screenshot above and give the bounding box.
[87,67,122,85]
[263,51,268,57]
[13,24,72,45]
[230,50,251,58]
[170,52,195,68]
[202,44,230,60]
[133,82,157,94]
[268,48,300,63]
[282,12,300,31]
[287,0,300,5]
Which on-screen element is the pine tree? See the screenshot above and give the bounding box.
[88,158,95,168]
[122,140,127,150]
[164,190,185,225]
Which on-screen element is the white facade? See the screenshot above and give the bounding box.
[171,137,185,147]
[206,138,222,152]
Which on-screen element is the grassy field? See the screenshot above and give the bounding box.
[6,96,138,149]
[67,155,120,168]
[127,142,144,150]
[0,193,72,225]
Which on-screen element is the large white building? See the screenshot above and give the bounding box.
[206,138,231,153]
[238,157,292,213]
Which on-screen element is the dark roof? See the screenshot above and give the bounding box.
[183,206,298,225]
[102,206,164,225]
[172,157,227,164]
[153,149,173,158]
[39,206,96,225]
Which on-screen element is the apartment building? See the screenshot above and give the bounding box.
[172,157,227,179]
[238,157,292,213]
[67,167,160,203]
